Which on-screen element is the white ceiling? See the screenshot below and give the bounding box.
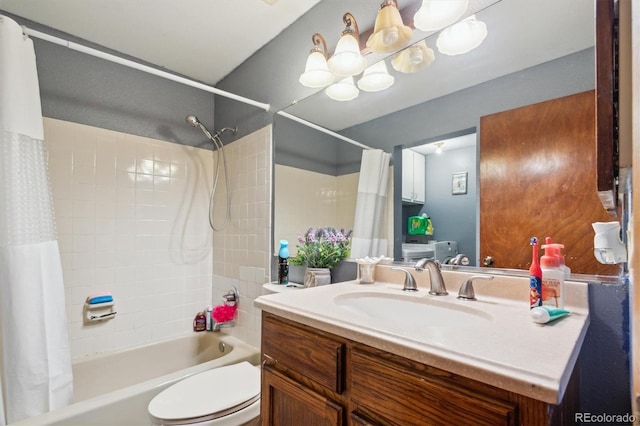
[0,0,322,85]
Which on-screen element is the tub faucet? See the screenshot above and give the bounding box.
[415,258,448,295]
[212,287,238,331]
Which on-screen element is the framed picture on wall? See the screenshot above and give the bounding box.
[452,172,468,195]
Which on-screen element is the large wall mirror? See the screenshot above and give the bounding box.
[272,0,622,277]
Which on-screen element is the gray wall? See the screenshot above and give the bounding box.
[421,145,477,263]
[1,11,217,149]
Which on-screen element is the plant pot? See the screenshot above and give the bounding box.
[304,267,331,287]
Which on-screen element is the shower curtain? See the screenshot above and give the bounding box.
[350,149,392,259]
[0,16,73,424]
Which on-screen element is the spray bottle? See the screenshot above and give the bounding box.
[529,237,542,309]
[541,237,565,309]
[278,240,289,285]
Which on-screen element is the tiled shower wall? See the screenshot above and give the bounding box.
[274,165,359,257]
[44,117,271,358]
[210,126,272,348]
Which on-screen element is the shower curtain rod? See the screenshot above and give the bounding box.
[277,111,374,151]
[21,27,271,112]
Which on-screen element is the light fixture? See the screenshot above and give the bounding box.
[325,76,359,101]
[436,14,487,56]
[434,142,444,154]
[413,0,469,32]
[391,40,435,73]
[327,13,367,77]
[357,60,394,92]
[366,0,413,54]
[299,33,335,88]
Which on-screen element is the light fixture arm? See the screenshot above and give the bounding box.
[380,0,399,9]
[311,33,328,58]
[342,12,360,43]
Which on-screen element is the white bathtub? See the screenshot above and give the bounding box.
[12,333,261,425]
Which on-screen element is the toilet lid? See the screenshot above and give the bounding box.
[148,361,260,422]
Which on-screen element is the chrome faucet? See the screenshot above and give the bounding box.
[457,275,494,301]
[414,258,448,295]
[391,267,418,292]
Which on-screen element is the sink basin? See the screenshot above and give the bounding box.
[333,292,493,329]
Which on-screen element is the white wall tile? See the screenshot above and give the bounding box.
[45,118,215,359]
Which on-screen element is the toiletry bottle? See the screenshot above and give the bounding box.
[205,306,213,331]
[193,312,206,332]
[545,237,570,279]
[278,240,289,285]
[529,237,542,309]
[541,238,565,309]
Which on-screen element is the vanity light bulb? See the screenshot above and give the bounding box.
[409,47,424,65]
[413,0,469,32]
[382,27,399,46]
[328,33,366,77]
[436,14,487,56]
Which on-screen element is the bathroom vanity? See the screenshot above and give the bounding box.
[255,269,589,425]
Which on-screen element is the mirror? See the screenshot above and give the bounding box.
[273,0,608,273]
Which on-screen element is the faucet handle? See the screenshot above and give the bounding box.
[457,275,493,301]
[391,268,418,292]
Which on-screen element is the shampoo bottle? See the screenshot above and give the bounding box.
[541,237,565,309]
[529,237,542,309]
[278,240,289,285]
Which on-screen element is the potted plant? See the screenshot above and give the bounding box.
[290,227,352,287]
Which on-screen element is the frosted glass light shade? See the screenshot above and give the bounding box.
[325,76,359,101]
[328,33,366,77]
[366,1,413,54]
[436,15,487,55]
[413,0,469,32]
[391,41,435,73]
[357,60,394,92]
[299,51,334,88]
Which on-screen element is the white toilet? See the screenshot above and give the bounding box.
[148,361,261,426]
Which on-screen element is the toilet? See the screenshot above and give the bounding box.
[148,361,261,426]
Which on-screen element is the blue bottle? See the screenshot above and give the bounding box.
[278,240,289,285]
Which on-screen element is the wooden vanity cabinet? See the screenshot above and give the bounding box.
[260,312,579,426]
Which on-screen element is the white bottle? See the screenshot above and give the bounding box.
[540,240,565,309]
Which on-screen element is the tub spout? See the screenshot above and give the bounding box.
[212,319,235,331]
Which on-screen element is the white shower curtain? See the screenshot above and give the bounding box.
[0,16,73,424]
[350,149,392,259]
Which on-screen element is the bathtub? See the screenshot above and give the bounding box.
[13,333,261,425]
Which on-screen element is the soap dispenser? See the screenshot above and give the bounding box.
[540,238,565,309]
[278,240,289,285]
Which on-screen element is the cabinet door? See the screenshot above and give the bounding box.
[412,151,426,203]
[479,90,620,275]
[401,149,415,202]
[402,149,426,204]
[262,365,343,426]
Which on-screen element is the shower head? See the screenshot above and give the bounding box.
[185,115,200,128]
[185,115,238,140]
[185,114,214,140]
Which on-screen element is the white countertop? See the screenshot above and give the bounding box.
[254,269,589,405]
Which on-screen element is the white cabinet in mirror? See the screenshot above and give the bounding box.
[401,149,425,204]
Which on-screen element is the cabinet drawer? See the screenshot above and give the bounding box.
[262,314,345,393]
[351,349,517,426]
